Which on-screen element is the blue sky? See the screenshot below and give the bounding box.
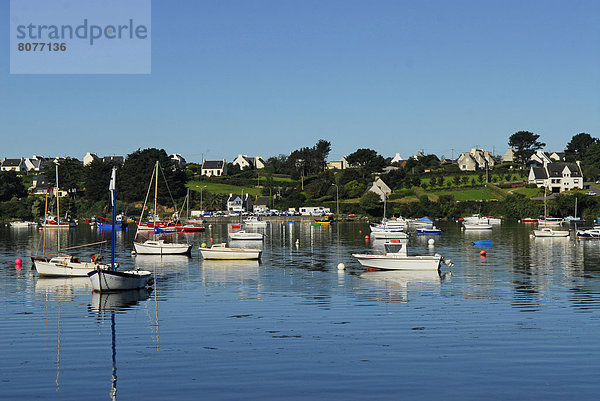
[1,0,599,163]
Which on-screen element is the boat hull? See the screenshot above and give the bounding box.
[200,248,261,260]
[370,231,410,239]
[533,229,570,237]
[229,232,264,240]
[352,254,442,271]
[133,240,192,255]
[88,269,152,292]
[35,257,112,277]
[463,224,492,230]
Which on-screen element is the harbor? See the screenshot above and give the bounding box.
[2,220,600,400]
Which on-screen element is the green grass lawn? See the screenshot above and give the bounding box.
[428,187,499,201]
[508,187,543,197]
[187,181,262,196]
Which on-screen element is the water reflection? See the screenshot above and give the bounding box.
[133,254,191,279]
[227,239,264,249]
[358,270,445,302]
[35,277,91,298]
[200,259,261,287]
[89,289,152,313]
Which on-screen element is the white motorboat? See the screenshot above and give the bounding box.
[576,227,600,239]
[229,230,264,240]
[199,243,262,260]
[533,227,570,237]
[133,239,192,255]
[35,255,113,277]
[538,217,564,226]
[243,216,268,228]
[370,230,410,239]
[352,241,452,271]
[460,214,490,225]
[88,167,152,292]
[463,222,493,230]
[9,221,37,228]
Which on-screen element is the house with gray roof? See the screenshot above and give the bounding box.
[1,158,25,172]
[367,177,391,202]
[457,149,495,171]
[232,154,265,170]
[528,162,583,193]
[201,159,227,177]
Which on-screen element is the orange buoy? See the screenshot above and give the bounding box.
[480,250,486,257]
[365,235,369,241]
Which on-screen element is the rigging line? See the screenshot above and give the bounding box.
[136,165,157,240]
[60,241,108,251]
[157,162,179,217]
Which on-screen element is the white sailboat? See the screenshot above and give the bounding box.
[88,168,153,292]
[199,243,262,260]
[133,161,192,255]
[35,164,113,276]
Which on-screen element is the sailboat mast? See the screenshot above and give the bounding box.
[110,167,116,271]
[56,163,60,253]
[544,186,547,219]
[154,161,159,231]
[43,191,48,255]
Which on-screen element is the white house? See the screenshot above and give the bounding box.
[24,155,48,173]
[528,162,583,193]
[83,152,100,166]
[201,160,227,177]
[253,196,271,214]
[457,149,495,171]
[391,153,405,164]
[1,158,25,172]
[232,155,265,170]
[367,177,392,202]
[170,153,187,169]
[502,148,515,163]
[326,156,349,170]
[227,193,252,212]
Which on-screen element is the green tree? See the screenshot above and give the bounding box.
[508,131,545,165]
[84,159,117,202]
[119,148,186,204]
[0,171,26,201]
[565,133,597,161]
[359,191,383,216]
[345,148,386,179]
[344,180,365,198]
[42,158,84,197]
[453,175,460,186]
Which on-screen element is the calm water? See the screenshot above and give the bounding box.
[2,221,600,400]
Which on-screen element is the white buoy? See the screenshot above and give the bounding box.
[208,224,212,229]
[295,239,299,245]
[428,238,435,246]
[337,263,345,270]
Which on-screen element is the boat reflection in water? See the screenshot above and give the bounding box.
[89,288,152,312]
[227,239,264,249]
[35,277,91,297]
[133,254,191,278]
[358,270,447,302]
[89,288,151,401]
[200,259,260,287]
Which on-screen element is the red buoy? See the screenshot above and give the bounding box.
[365,235,369,241]
[480,250,486,257]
